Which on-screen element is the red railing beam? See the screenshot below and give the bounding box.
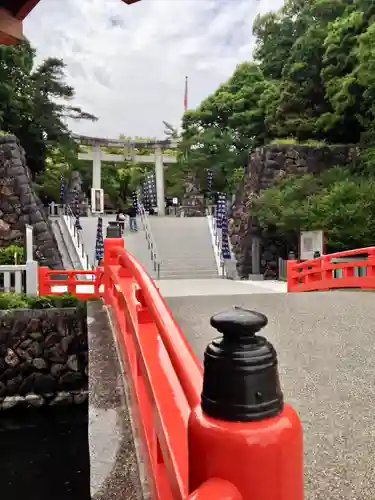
[287,246,375,292]
[108,263,189,498]
[106,238,202,409]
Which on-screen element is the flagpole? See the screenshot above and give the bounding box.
[184,75,188,112]
[183,76,189,160]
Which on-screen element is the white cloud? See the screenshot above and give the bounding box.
[24,0,284,139]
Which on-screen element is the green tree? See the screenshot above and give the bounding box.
[163,121,179,139]
[0,40,96,176]
[34,145,77,202]
[179,62,267,194]
[252,167,375,251]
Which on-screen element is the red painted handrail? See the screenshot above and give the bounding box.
[106,240,202,408]
[287,247,375,292]
[103,238,202,500]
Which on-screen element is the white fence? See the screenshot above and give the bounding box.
[0,225,38,295]
[0,214,97,296]
[0,262,38,295]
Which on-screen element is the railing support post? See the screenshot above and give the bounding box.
[103,238,124,303]
[38,267,50,296]
[188,307,304,500]
[25,260,38,295]
[287,259,298,292]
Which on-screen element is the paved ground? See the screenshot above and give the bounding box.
[156,278,286,297]
[166,291,375,500]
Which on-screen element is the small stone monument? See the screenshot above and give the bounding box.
[180,174,205,216]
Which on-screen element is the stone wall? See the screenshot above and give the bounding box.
[0,307,88,410]
[230,144,357,278]
[0,135,63,269]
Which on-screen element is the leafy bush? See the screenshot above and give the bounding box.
[252,167,375,252]
[0,293,29,310]
[269,138,298,145]
[0,246,25,265]
[269,138,327,147]
[0,292,82,310]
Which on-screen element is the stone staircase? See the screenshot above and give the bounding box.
[122,221,158,279]
[148,216,219,280]
[77,215,219,281]
[50,218,78,269]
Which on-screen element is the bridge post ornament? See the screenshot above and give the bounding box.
[203,307,283,421]
[188,306,304,499]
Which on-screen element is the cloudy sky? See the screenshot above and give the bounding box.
[24,0,283,140]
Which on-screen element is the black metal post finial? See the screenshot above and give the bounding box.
[201,306,284,422]
[288,250,296,260]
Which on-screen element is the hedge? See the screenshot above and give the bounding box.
[0,293,84,310]
[0,245,25,265]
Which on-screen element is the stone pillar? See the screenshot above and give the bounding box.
[155,146,165,216]
[92,144,101,190]
[25,224,33,262]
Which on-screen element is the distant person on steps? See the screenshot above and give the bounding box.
[127,205,137,232]
[116,211,126,234]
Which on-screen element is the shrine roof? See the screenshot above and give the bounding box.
[0,0,41,20]
[0,0,141,21]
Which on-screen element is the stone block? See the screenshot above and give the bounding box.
[0,308,87,410]
[0,135,63,268]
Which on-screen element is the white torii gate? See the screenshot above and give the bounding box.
[73,135,178,216]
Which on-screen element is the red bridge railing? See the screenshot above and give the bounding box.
[103,238,201,499]
[39,238,304,500]
[287,247,375,292]
[38,268,101,299]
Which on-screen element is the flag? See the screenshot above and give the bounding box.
[184,76,188,112]
[59,174,65,203]
[132,191,138,211]
[207,169,213,190]
[95,217,104,263]
[215,192,226,229]
[221,212,231,260]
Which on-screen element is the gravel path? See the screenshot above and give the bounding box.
[166,291,375,500]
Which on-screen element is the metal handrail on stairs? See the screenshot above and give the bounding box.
[62,205,94,271]
[138,201,161,280]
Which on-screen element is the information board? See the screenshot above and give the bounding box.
[300,230,324,260]
[91,188,104,214]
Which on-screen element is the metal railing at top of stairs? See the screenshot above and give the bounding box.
[138,201,161,280]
